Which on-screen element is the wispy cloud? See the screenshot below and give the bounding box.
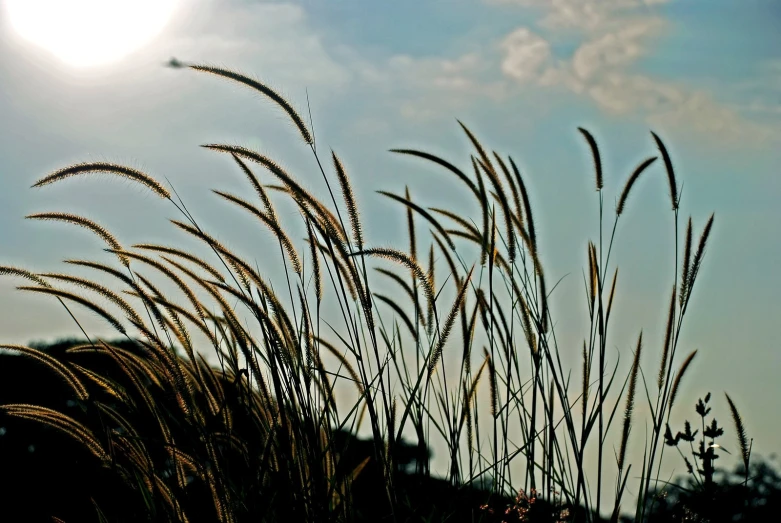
[160,1,509,124]
[294,0,778,143]
[499,28,551,83]
[487,0,672,32]
[347,47,510,123]
[570,19,662,81]
[482,0,781,145]
[165,1,351,91]
[587,73,778,144]
[36,0,770,144]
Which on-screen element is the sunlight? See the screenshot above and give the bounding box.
[4,0,180,67]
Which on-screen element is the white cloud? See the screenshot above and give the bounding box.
[586,72,682,114]
[572,19,662,80]
[157,0,779,142]
[742,100,781,115]
[548,64,778,145]
[645,89,778,144]
[481,0,781,144]
[159,1,512,125]
[385,52,506,98]
[353,49,510,123]
[164,1,351,91]
[499,28,552,83]
[486,0,673,31]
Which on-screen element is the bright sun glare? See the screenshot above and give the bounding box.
[4,0,180,67]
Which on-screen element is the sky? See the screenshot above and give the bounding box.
[0,0,780,502]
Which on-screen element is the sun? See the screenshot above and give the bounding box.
[4,0,180,68]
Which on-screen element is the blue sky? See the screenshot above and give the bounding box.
[1,0,780,496]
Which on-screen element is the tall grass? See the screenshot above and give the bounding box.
[0,64,747,522]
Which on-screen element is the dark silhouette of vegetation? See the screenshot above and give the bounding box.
[0,64,761,522]
[2,338,773,522]
[640,394,779,523]
[0,338,581,522]
[645,453,781,522]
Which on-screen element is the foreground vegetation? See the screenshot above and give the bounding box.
[0,64,754,522]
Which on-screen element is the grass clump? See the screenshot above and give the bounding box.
[0,64,750,522]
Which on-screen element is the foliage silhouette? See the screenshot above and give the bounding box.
[0,63,750,522]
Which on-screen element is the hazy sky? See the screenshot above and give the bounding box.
[0,0,779,486]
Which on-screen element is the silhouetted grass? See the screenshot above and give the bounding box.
[0,64,751,522]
